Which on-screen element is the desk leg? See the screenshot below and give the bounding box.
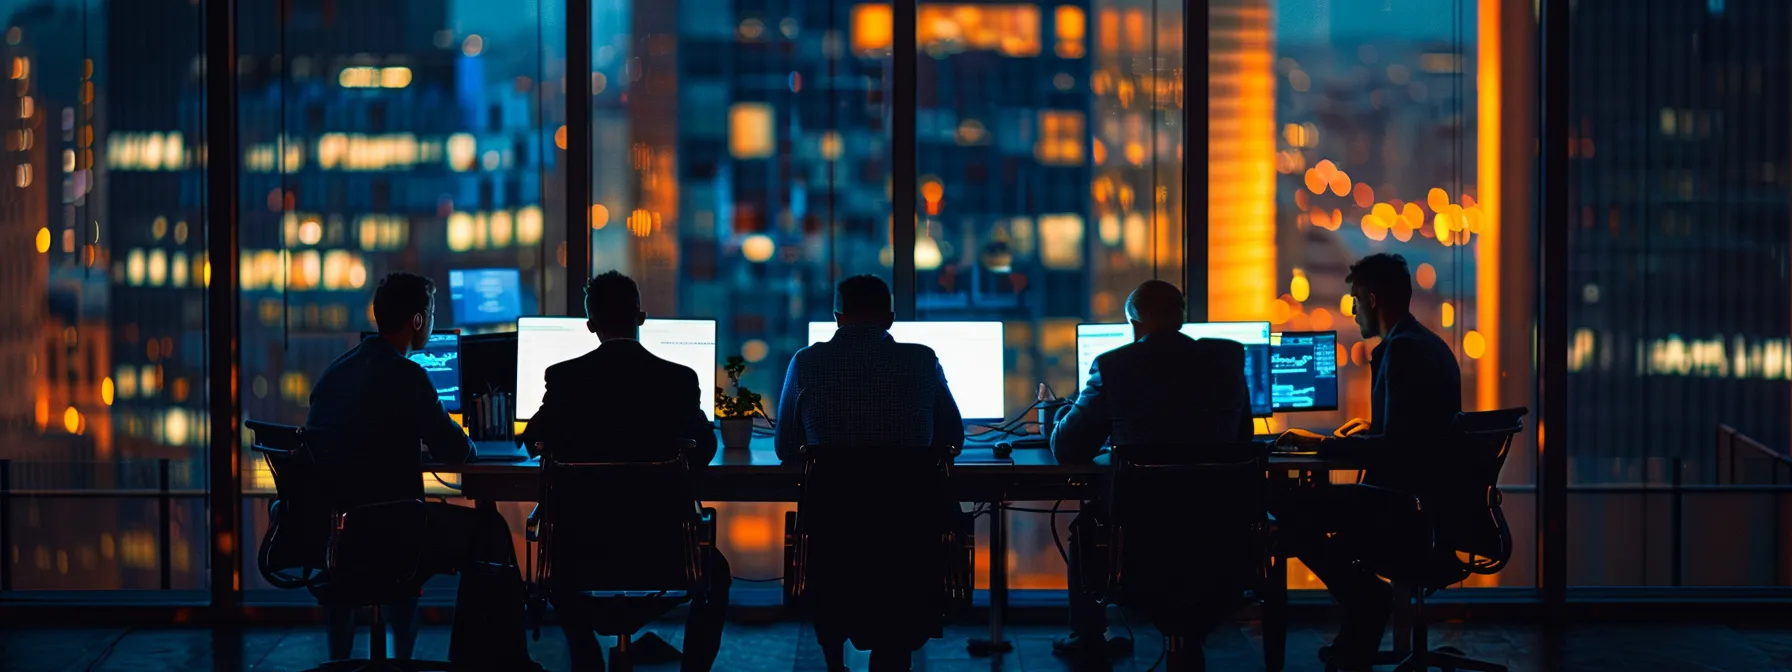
[967,501,1014,656]
[1264,553,1288,672]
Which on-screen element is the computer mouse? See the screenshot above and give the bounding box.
[993,442,1013,459]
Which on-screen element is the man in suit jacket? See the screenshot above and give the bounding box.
[1277,253,1462,669]
[774,274,964,672]
[306,272,536,668]
[519,271,729,672]
[1050,280,1255,662]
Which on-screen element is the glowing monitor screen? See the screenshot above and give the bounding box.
[448,269,523,326]
[515,317,717,421]
[361,330,462,413]
[1074,322,1273,417]
[1270,331,1339,412]
[805,321,1006,421]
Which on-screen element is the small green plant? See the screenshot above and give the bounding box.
[715,355,766,419]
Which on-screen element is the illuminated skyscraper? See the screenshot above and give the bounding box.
[1207,0,1275,322]
[1566,0,1792,463]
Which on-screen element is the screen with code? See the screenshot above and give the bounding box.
[1270,331,1339,412]
[448,268,523,326]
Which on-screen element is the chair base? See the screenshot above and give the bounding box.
[309,659,453,672]
[966,637,1014,656]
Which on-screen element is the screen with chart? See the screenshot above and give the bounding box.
[1270,331,1339,412]
[448,269,523,326]
[362,330,462,412]
[1074,321,1274,417]
[806,321,1006,421]
[515,317,718,421]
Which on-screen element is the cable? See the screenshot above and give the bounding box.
[429,472,463,491]
[1049,500,1068,565]
[83,627,132,672]
[733,576,782,583]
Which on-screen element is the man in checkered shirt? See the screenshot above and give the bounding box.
[774,275,964,461]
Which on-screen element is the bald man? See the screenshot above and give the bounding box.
[1049,280,1254,661]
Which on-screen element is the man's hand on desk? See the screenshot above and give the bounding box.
[1274,428,1326,452]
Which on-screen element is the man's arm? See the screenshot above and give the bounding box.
[1052,357,1111,464]
[1322,339,1423,461]
[931,360,965,450]
[681,368,718,467]
[773,354,805,462]
[414,365,472,465]
[518,367,559,457]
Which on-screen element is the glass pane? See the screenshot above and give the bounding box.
[592,0,893,576]
[1566,0,1792,587]
[909,0,1184,589]
[1247,0,1536,589]
[0,0,209,593]
[236,0,566,595]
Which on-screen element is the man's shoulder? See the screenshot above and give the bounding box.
[889,340,939,362]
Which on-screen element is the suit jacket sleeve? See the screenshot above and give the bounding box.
[932,360,965,450]
[682,367,718,467]
[414,363,472,465]
[519,366,559,457]
[1052,356,1111,464]
[1323,338,1422,462]
[774,354,805,462]
[1234,374,1256,442]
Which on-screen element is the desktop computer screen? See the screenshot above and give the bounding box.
[1074,321,1274,416]
[806,321,1006,421]
[448,269,523,326]
[360,329,462,413]
[1270,331,1339,412]
[515,317,718,421]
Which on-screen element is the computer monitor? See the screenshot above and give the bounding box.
[805,321,1006,421]
[1074,321,1274,417]
[1270,331,1339,412]
[448,268,523,326]
[514,317,718,421]
[360,329,462,413]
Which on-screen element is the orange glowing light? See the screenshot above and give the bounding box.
[590,204,609,229]
[1329,171,1352,197]
[1463,330,1487,359]
[63,406,80,434]
[1416,263,1437,289]
[1427,187,1450,212]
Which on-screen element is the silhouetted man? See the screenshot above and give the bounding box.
[775,274,965,672]
[1276,253,1463,669]
[520,270,730,672]
[306,272,536,669]
[1051,279,1254,663]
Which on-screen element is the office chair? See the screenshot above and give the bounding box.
[533,441,710,672]
[248,420,452,672]
[783,445,973,666]
[1093,443,1273,672]
[1337,408,1526,672]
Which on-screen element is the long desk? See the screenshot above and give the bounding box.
[428,436,1353,667]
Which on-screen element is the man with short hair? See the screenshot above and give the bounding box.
[1277,253,1463,669]
[306,272,536,669]
[775,274,964,672]
[1050,279,1254,663]
[521,270,729,672]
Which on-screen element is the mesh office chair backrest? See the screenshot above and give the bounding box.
[248,421,329,590]
[1106,442,1266,629]
[1433,408,1525,576]
[538,445,703,596]
[795,445,958,649]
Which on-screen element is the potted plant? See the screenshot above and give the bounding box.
[715,355,765,450]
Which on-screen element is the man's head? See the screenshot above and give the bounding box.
[584,270,646,340]
[1125,279,1186,339]
[372,272,436,350]
[833,274,894,330]
[1346,253,1413,339]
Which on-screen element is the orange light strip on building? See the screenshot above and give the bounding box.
[1207,0,1276,321]
[1476,0,1500,412]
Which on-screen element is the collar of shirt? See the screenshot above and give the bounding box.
[829,325,893,344]
[1370,314,1420,363]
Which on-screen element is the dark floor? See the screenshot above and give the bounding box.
[4,619,1791,671]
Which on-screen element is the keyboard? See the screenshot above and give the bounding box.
[470,439,530,463]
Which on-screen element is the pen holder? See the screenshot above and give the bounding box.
[467,392,515,441]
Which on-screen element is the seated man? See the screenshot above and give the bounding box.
[305,272,535,669]
[1051,279,1254,663]
[520,270,729,672]
[1276,253,1462,670]
[775,274,964,672]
